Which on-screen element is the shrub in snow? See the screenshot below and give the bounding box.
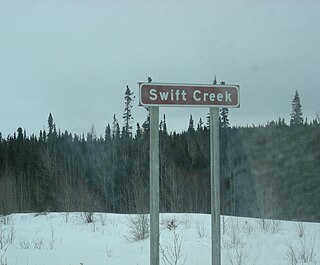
[0,224,8,250]
[0,246,8,265]
[226,239,260,265]
[19,240,30,250]
[257,218,271,232]
[242,221,255,236]
[284,242,299,265]
[126,214,149,242]
[296,222,304,238]
[284,235,316,265]
[99,214,106,226]
[33,238,44,249]
[105,244,113,258]
[166,218,178,231]
[7,224,15,245]
[48,226,56,250]
[83,212,95,224]
[0,216,11,226]
[227,244,247,265]
[222,216,228,235]
[34,212,48,217]
[228,218,242,249]
[196,221,206,238]
[270,219,281,234]
[160,229,186,265]
[62,212,69,223]
[161,217,178,231]
[297,235,316,263]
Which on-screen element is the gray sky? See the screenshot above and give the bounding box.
[1,0,320,137]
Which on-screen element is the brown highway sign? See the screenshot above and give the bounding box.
[139,83,240,108]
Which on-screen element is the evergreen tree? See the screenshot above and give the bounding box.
[43,130,47,142]
[87,124,97,141]
[188,115,195,133]
[135,122,142,139]
[220,108,230,128]
[206,78,222,128]
[163,114,168,135]
[39,130,43,143]
[218,81,229,128]
[142,112,150,139]
[17,127,23,143]
[123,85,134,137]
[206,112,210,129]
[112,114,120,139]
[105,124,111,143]
[53,124,58,139]
[197,118,204,131]
[48,113,54,138]
[290,90,303,126]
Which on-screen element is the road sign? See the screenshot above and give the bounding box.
[139,83,239,108]
[142,80,240,265]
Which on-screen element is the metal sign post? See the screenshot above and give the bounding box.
[150,106,160,265]
[210,107,221,265]
[139,82,239,265]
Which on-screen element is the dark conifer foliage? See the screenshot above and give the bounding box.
[123,85,134,137]
[188,115,195,133]
[0,91,319,221]
[290,90,303,126]
[220,108,229,128]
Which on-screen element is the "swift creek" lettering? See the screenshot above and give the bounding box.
[139,83,239,107]
[149,89,232,103]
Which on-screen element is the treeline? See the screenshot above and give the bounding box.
[0,89,319,222]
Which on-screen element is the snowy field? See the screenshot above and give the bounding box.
[0,212,319,265]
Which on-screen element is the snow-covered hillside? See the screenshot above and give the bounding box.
[0,213,319,265]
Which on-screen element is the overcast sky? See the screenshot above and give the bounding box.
[1,0,320,137]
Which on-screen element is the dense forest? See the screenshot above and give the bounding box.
[1,88,319,222]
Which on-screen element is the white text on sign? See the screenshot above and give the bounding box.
[149,89,232,103]
[139,83,240,108]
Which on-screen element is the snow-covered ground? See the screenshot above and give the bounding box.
[0,212,319,265]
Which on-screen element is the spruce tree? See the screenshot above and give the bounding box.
[290,90,303,126]
[188,115,195,133]
[112,114,120,139]
[48,113,54,138]
[206,113,210,129]
[123,85,134,137]
[105,124,111,143]
[219,81,229,128]
[135,122,142,139]
[162,114,168,135]
[220,108,230,128]
[142,112,150,139]
[197,118,203,131]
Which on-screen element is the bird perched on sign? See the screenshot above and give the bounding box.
[148,76,152,83]
[213,75,217,85]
